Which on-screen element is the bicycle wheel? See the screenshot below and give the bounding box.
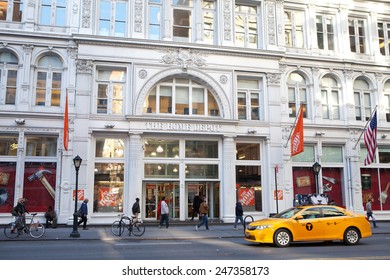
[132,222,145,236]
[111,221,125,236]
[28,222,45,238]
[4,223,19,239]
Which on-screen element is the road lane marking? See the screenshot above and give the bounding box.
[115,241,192,246]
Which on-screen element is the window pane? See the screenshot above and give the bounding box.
[236,165,262,211]
[95,139,124,158]
[36,72,47,106]
[185,141,218,158]
[26,136,57,156]
[322,146,343,162]
[185,164,218,179]
[144,164,180,178]
[292,146,315,162]
[160,86,172,113]
[144,139,179,158]
[236,143,260,160]
[0,135,18,156]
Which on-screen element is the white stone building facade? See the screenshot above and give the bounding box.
[1,0,390,225]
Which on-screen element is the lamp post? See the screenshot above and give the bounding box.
[312,161,321,194]
[70,155,82,238]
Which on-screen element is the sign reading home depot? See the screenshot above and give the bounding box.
[238,188,255,206]
[72,190,84,201]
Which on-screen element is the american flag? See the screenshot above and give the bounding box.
[364,110,377,166]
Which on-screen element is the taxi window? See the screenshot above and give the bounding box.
[322,207,346,218]
[301,208,321,219]
[273,207,302,218]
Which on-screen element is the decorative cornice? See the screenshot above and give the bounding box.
[76,59,93,73]
[161,49,206,71]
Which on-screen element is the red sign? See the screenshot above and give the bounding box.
[98,187,118,207]
[274,190,283,200]
[238,188,255,206]
[72,190,84,201]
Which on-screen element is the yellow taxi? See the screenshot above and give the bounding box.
[244,205,372,247]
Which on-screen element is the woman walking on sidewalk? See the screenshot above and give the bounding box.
[195,198,209,231]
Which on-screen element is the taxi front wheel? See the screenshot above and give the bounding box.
[343,227,360,245]
[274,229,292,247]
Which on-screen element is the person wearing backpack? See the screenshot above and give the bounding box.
[132,198,140,224]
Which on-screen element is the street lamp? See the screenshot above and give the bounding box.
[70,155,82,238]
[312,161,321,194]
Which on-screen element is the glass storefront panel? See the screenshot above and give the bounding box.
[379,168,390,210]
[322,167,343,206]
[26,136,57,156]
[23,162,56,212]
[0,135,18,156]
[95,138,124,158]
[236,165,262,211]
[0,162,16,213]
[185,164,218,179]
[144,164,179,178]
[293,166,316,195]
[144,181,179,219]
[236,143,260,160]
[292,146,315,162]
[144,139,180,158]
[93,163,124,213]
[185,140,218,158]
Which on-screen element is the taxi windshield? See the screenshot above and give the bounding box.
[273,207,302,219]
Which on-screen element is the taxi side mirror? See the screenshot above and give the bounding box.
[294,215,304,220]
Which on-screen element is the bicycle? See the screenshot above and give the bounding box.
[4,213,45,239]
[111,214,145,237]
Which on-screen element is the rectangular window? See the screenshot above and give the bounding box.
[236,143,260,160]
[26,136,57,157]
[185,164,218,179]
[203,0,215,44]
[237,78,262,120]
[95,138,124,158]
[285,10,304,48]
[96,69,125,115]
[173,9,192,42]
[235,4,258,48]
[0,135,18,156]
[144,139,179,158]
[379,147,390,163]
[51,72,61,106]
[175,86,189,115]
[0,0,23,22]
[292,145,315,162]
[0,162,16,213]
[159,86,172,114]
[349,18,366,53]
[378,21,390,56]
[316,15,334,50]
[99,0,127,37]
[36,72,47,106]
[144,163,180,178]
[148,0,162,40]
[40,0,65,26]
[94,163,124,213]
[322,146,343,162]
[236,165,262,211]
[6,69,17,104]
[185,140,218,158]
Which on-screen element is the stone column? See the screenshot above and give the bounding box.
[128,133,143,216]
[221,135,236,222]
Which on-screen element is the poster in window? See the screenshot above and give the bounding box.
[98,187,118,207]
[361,174,371,190]
[72,190,85,201]
[238,188,255,206]
[274,190,283,200]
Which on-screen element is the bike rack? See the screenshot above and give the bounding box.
[243,215,254,233]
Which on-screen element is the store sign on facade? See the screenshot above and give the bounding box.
[238,188,255,206]
[72,189,84,201]
[145,121,222,133]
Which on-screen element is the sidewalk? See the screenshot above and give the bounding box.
[1,221,389,241]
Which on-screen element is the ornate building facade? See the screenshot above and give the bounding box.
[1,0,390,225]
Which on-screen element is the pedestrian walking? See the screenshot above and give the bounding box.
[132,198,140,224]
[366,198,377,228]
[190,193,201,221]
[159,197,169,228]
[77,198,89,230]
[195,198,209,231]
[233,200,244,230]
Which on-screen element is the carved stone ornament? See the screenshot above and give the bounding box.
[139,69,148,79]
[76,59,93,73]
[82,0,92,28]
[161,49,206,72]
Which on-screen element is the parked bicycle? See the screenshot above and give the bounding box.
[111,214,145,237]
[4,213,45,239]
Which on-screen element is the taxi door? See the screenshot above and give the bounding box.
[291,207,324,241]
[321,207,348,239]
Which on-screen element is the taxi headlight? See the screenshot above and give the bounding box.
[255,225,272,230]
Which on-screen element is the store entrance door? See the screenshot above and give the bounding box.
[144,181,179,220]
[187,182,219,219]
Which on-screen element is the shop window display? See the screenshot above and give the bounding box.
[0,162,16,213]
[23,162,56,212]
[93,163,124,213]
[236,165,262,212]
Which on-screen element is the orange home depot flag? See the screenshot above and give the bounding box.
[291,108,304,156]
[63,91,69,151]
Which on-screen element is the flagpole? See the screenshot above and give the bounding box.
[284,105,302,148]
[352,105,378,150]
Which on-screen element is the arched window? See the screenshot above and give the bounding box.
[354,78,373,121]
[143,77,220,117]
[35,54,63,107]
[287,72,308,118]
[0,51,18,105]
[320,75,340,120]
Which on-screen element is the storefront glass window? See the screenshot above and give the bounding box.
[0,162,16,213]
[95,138,124,158]
[361,168,380,210]
[144,164,180,178]
[235,165,262,211]
[93,163,124,213]
[322,167,343,206]
[236,143,260,160]
[379,147,390,163]
[292,145,315,162]
[322,146,343,162]
[0,135,18,156]
[293,167,316,195]
[185,140,218,158]
[144,139,179,158]
[26,136,57,156]
[185,164,218,179]
[23,162,56,212]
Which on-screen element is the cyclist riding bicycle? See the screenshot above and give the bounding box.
[11,198,29,233]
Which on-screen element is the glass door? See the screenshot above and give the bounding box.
[144,181,179,220]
